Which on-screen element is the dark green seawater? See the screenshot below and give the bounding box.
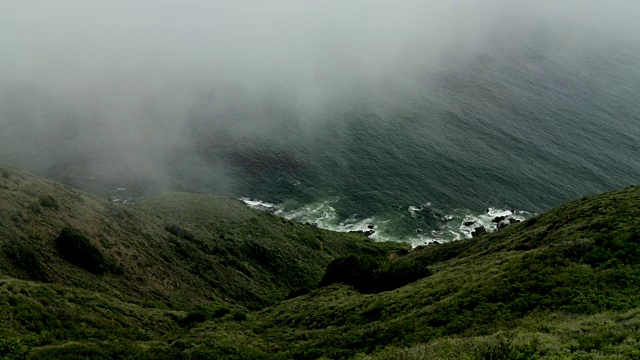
[2,31,639,246]
[221,37,640,245]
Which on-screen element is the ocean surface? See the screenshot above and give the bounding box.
[3,31,640,246]
[225,38,640,245]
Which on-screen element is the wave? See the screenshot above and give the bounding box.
[240,196,532,247]
[110,187,133,204]
[240,197,384,237]
[457,207,530,239]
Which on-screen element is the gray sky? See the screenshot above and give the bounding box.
[3,1,637,97]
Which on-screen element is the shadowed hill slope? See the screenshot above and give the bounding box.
[1,164,639,359]
[0,164,406,310]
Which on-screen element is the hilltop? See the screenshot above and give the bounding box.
[0,164,639,359]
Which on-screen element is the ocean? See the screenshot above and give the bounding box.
[222,37,640,245]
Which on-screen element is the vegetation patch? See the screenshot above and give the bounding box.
[37,195,59,210]
[180,303,231,327]
[1,169,640,359]
[164,223,197,242]
[55,228,109,274]
[320,254,432,293]
[2,240,49,281]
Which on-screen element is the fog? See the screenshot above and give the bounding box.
[1,0,639,198]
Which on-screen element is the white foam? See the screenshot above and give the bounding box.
[240,197,274,208]
[110,187,134,204]
[239,197,282,214]
[408,205,423,217]
[401,204,531,247]
[238,196,531,247]
[281,200,378,235]
[111,196,133,204]
[407,233,447,247]
[458,207,529,239]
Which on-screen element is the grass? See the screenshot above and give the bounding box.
[0,165,407,311]
[0,164,639,359]
[359,309,640,359]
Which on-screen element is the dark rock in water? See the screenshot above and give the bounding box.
[472,226,486,238]
[492,216,506,223]
[463,221,475,227]
[432,241,441,245]
[350,230,375,237]
[495,217,522,230]
[416,228,423,233]
[367,224,375,229]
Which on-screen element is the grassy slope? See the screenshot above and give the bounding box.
[170,186,640,359]
[1,164,639,359]
[0,165,406,357]
[0,164,404,308]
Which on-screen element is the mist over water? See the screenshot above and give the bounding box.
[1,1,639,244]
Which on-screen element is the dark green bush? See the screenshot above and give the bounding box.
[165,224,197,242]
[285,287,312,300]
[2,241,48,281]
[28,340,160,360]
[179,341,269,360]
[0,337,31,360]
[559,239,594,260]
[55,228,108,274]
[180,303,231,326]
[232,312,248,321]
[38,195,59,210]
[474,334,540,360]
[319,254,432,293]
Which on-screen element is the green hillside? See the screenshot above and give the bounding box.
[1,164,639,359]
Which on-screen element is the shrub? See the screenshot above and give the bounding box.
[320,254,432,293]
[320,255,378,289]
[285,287,312,300]
[2,241,48,281]
[165,224,197,242]
[180,303,231,326]
[55,228,108,274]
[559,238,594,260]
[0,337,31,360]
[28,202,41,213]
[233,312,248,321]
[38,195,59,210]
[474,334,540,360]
